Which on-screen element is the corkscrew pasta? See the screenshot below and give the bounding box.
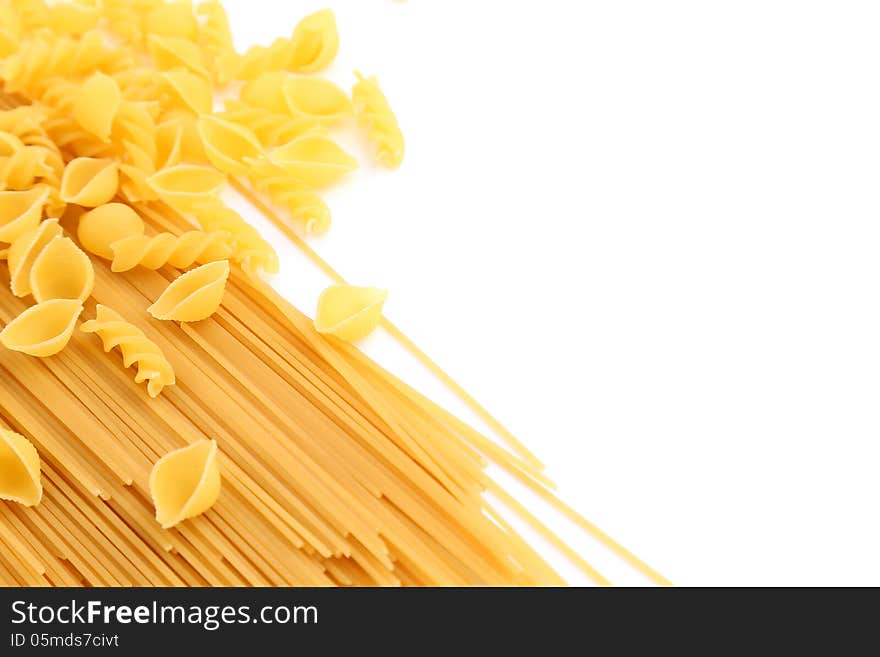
[110,230,233,272]
[352,72,405,169]
[81,304,176,398]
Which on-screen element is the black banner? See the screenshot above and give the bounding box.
[0,587,867,651]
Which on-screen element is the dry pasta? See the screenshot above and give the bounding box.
[7,217,62,297]
[0,427,42,507]
[148,259,229,322]
[353,72,405,169]
[29,235,95,303]
[314,284,388,342]
[59,157,118,206]
[0,0,668,588]
[109,230,233,272]
[77,203,146,260]
[0,185,47,243]
[149,439,220,528]
[0,297,82,357]
[81,304,175,398]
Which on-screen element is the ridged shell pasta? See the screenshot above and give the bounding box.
[59,157,118,206]
[0,428,42,507]
[77,203,146,260]
[72,71,121,142]
[352,72,405,169]
[266,135,357,188]
[314,285,388,342]
[110,230,232,272]
[282,76,352,124]
[7,217,62,297]
[0,186,47,243]
[162,69,213,115]
[30,235,95,303]
[196,115,263,176]
[0,298,82,357]
[81,304,176,398]
[147,164,225,212]
[148,259,229,322]
[149,439,220,528]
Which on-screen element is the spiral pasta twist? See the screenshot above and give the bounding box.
[81,304,175,398]
[2,29,132,97]
[247,160,331,235]
[352,72,405,169]
[109,230,232,272]
[198,0,235,81]
[187,199,278,275]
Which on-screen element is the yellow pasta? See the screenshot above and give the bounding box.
[197,0,235,63]
[222,9,339,83]
[7,217,62,297]
[240,71,292,115]
[46,1,100,36]
[0,144,52,191]
[187,199,279,274]
[109,230,232,272]
[77,203,146,260]
[0,427,42,507]
[196,114,263,176]
[266,134,358,188]
[155,119,184,169]
[288,8,339,74]
[0,185,47,243]
[145,1,198,42]
[148,259,229,322]
[314,284,388,342]
[81,304,175,398]
[29,235,95,303]
[149,439,220,529]
[246,161,331,234]
[162,69,213,115]
[282,76,352,124]
[72,71,121,142]
[0,297,82,357]
[353,72,405,169]
[219,100,316,148]
[147,34,208,77]
[59,157,118,207]
[147,164,226,212]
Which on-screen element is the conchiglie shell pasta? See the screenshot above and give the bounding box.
[282,76,352,123]
[241,71,291,114]
[0,298,82,357]
[289,9,339,73]
[0,428,42,507]
[163,69,213,115]
[60,157,118,207]
[197,115,263,175]
[149,439,221,528]
[73,72,121,142]
[148,260,229,322]
[147,35,209,77]
[155,120,184,170]
[147,164,226,212]
[314,285,387,342]
[77,203,145,260]
[268,135,358,188]
[7,217,62,297]
[30,236,95,303]
[0,186,48,243]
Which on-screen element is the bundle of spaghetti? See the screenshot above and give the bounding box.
[0,1,668,587]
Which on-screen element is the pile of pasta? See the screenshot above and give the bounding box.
[0,0,667,586]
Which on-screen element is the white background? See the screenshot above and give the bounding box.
[225,1,880,585]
